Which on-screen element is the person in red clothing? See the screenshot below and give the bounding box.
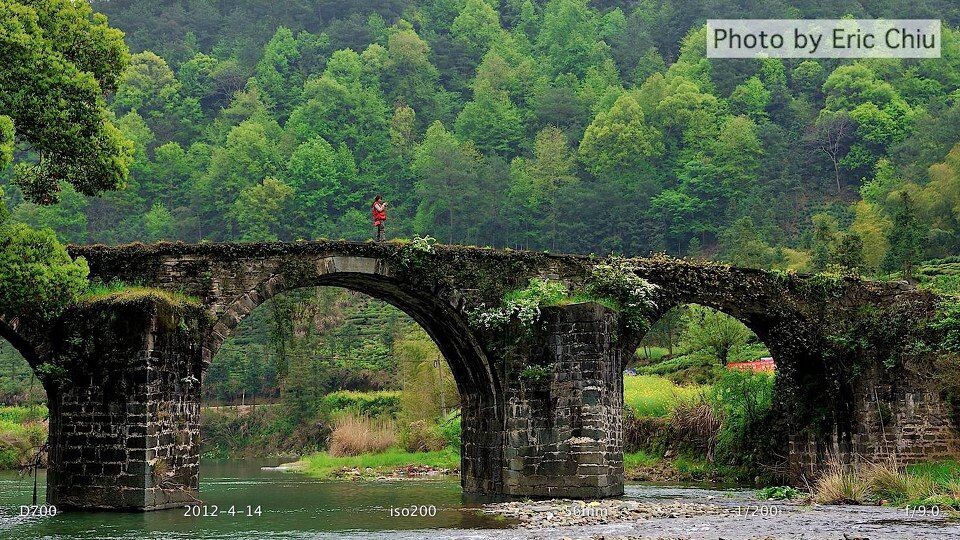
[372,195,387,241]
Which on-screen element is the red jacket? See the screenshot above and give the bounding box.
[372,201,387,225]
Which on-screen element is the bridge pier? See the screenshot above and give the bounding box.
[44,298,206,511]
[500,303,625,498]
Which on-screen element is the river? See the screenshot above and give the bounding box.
[1,459,959,539]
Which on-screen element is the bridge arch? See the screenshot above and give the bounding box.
[204,255,500,410]
[0,318,41,368]
[202,255,506,495]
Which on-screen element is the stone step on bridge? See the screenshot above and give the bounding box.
[1,240,956,511]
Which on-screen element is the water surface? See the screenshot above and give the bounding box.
[3,460,960,539]
[0,459,504,540]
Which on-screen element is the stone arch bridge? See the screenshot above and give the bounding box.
[1,241,955,510]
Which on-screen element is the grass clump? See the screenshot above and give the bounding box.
[80,281,200,308]
[0,404,47,424]
[813,460,870,504]
[624,374,707,418]
[757,485,805,501]
[328,414,397,457]
[296,447,460,478]
[812,458,960,507]
[624,449,661,469]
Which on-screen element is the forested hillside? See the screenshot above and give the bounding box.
[4,0,960,274]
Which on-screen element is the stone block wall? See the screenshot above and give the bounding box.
[788,371,960,481]
[46,299,206,510]
[460,395,504,496]
[501,303,624,498]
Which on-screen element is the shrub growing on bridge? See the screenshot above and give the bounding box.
[0,222,89,321]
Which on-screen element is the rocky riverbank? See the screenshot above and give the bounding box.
[482,499,731,529]
[476,484,960,540]
[331,464,458,479]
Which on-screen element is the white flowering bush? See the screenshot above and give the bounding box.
[470,278,568,330]
[588,256,658,331]
[397,235,437,267]
[409,235,437,253]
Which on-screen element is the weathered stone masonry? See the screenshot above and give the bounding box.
[0,240,955,510]
[44,298,206,510]
[501,304,625,498]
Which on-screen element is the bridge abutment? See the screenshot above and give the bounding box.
[45,298,206,511]
[501,303,625,498]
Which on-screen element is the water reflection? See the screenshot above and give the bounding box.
[0,459,508,540]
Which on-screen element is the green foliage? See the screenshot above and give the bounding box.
[579,93,663,181]
[519,365,551,383]
[1,0,132,203]
[624,449,660,469]
[0,115,12,169]
[0,405,47,470]
[587,256,658,331]
[397,234,437,268]
[932,300,960,353]
[0,222,89,320]
[472,278,569,329]
[297,447,460,478]
[623,374,706,418]
[883,192,926,278]
[683,306,753,366]
[320,390,401,418]
[438,411,461,451]
[757,485,805,501]
[396,323,458,426]
[708,369,776,467]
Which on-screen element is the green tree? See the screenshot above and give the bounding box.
[719,217,777,269]
[286,55,391,181]
[10,184,90,243]
[536,0,607,78]
[382,22,439,119]
[412,121,482,243]
[143,201,175,241]
[1,0,132,203]
[510,126,577,245]
[451,0,503,60]
[578,93,663,182]
[454,88,525,157]
[232,177,294,241]
[810,213,839,272]
[197,120,282,237]
[0,222,89,321]
[713,115,762,207]
[791,60,825,96]
[729,77,771,121]
[883,192,926,279]
[832,233,865,273]
[113,51,202,142]
[849,201,891,272]
[683,306,753,367]
[0,112,13,167]
[254,27,303,120]
[285,137,359,236]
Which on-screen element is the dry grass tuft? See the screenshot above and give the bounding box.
[80,285,200,309]
[328,414,397,457]
[814,457,948,505]
[862,458,938,503]
[669,398,721,460]
[812,458,869,504]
